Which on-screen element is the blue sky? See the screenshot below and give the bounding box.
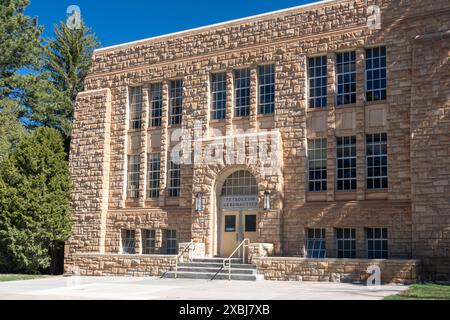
[26,0,315,48]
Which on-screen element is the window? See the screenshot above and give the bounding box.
[234,68,250,117]
[121,229,135,254]
[306,228,326,258]
[221,170,257,196]
[258,64,275,114]
[129,86,143,129]
[211,73,226,120]
[365,47,386,102]
[147,153,160,198]
[336,228,356,258]
[167,160,180,197]
[142,229,156,254]
[366,228,388,259]
[164,230,177,254]
[366,133,388,189]
[336,136,356,191]
[224,216,236,232]
[245,215,257,232]
[308,56,327,108]
[149,83,162,127]
[127,155,140,199]
[336,51,356,105]
[170,79,183,125]
[308,138,327,192]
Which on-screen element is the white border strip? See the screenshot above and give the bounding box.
[94,0,340,53]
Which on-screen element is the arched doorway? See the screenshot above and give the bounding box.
[217,170,258,256]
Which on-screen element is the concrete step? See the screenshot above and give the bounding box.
[191,257,243,263]
[177,266,255,275]
[178,262,256,269]
[164,271,256,281]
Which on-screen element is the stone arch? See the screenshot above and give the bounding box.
[191,163,283,256]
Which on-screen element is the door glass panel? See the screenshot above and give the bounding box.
[224,215,236,232]
[245,215,256,232]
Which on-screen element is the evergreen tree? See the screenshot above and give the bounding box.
[39,21,99,144]
[0,127,72,273]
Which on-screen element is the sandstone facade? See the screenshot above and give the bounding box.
[65,0,450,281]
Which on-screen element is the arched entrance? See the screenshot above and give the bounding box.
[217,170,258,256]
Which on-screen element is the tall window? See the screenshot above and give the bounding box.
[366,228,388,259]
[170,79,183,125]
[336,228,356,258]
[336,51,356,105]
[164,230,177,254]
[234,68,250,117]
[121,229,135,254]
[258,64,275,114]
[142,229,156,254]
[211,73,226,120]
[365,46,386,102]
[129,86,143,129]
[167,160,180,197]
[366,133,388,189]
[127,155,140,199]
[147,153,160,198]
[336,136,356,191]
[308,138,327,192]
[306,228,326,258]
[149,83,162,127]
[308,56,327,108]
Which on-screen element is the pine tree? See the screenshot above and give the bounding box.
[0,127,72,273]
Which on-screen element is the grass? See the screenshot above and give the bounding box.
[384,283,450,300]
[0,274,48,282]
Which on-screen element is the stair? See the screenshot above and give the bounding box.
[163,257,258,281]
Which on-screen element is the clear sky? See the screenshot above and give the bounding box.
[26,0,316,48]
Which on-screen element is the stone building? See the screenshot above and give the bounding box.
[65,0,450,282]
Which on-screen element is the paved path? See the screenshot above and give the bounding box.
[0,276,407,300]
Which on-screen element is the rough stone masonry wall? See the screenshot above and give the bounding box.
[254,257,419,284]
[410,32,450,280]
[67,88,111,255]
[69,253,175,277]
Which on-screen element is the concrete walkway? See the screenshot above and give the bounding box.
[0,276,407,300]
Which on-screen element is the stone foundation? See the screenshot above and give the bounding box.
[66,253,176,277]
[253,257,420,284]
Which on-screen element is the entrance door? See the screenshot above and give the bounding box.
[221,210,258,257]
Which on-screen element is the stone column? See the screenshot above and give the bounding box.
[326,53,336,202]
[159,81,169,206]
[139,86,149,206]
[355,48,366,201]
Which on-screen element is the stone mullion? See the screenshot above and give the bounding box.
[326,53,336,202]
[159,81,169,206]
[139,86,149,207]
[225,70,234,134]
[249,68,258,130]
[355,48,366,200]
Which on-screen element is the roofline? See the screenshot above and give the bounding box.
[94,0,342,54]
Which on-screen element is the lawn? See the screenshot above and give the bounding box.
[384,283,450,300]
[0,274,48,282]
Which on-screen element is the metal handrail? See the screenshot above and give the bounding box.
[175,239,195,279]
[222,238,250,280]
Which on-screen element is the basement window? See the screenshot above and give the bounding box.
[121,229,136,254]
[164,230,177,254]
[306,228,326,258]
[366,228,388,259]
[336,228,356,258]
[142,229,156,254]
